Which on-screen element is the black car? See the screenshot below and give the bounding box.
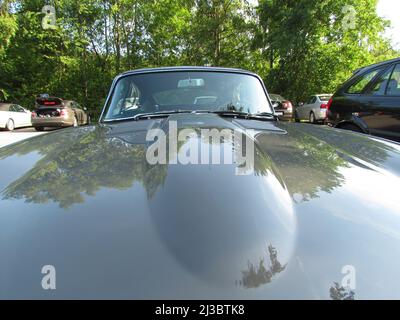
[1,67,400,299]
[327,57,400,142]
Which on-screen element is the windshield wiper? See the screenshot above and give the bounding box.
[103,109,278,123]
[103,110,194,123]
[209,110,278,121]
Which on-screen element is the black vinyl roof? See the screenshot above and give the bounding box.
[120,66,257,77]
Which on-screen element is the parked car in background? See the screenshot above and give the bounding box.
[295,94,332,123]
[0,103,32,131]
[31,95,89,131]
[269,94,293,120]
[327,57,400,142]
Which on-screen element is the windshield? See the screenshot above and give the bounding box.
[102,71,272,121]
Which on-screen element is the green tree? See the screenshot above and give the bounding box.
[256,0,398,102]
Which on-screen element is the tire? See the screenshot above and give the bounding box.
[35,127,44,132]
[309,112,316,124]
[294,111,300,123]
[73,117,78,127]
[338,123,364,133]
[6,119,15,131]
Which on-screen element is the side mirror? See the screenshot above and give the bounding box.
[298,102,304,107]
[272,102,280,110]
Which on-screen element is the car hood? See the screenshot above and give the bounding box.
[1,114,400,299]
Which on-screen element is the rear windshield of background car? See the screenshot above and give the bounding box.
[319,95,332,101]
[270,94,285,101]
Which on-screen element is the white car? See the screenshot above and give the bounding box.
[0,103,32,131]
[295,94,332,124]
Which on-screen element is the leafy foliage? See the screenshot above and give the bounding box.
[0,0,398,115]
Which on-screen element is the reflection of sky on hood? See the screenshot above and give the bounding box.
[293,163,400,299]
[0,152,42,192]
[339,166,400,220]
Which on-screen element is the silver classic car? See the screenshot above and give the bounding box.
[1,67,400,299]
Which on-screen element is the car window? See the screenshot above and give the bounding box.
[368,66,394,96]
[104,72,273,120]
[270,94,285,102]
[347,68,383,94]
[15,105,25,112]
[386,64,400,96]
[306,96,313,104]
[311,97,317,104]
[9,105,17,112]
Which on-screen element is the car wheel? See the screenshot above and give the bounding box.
[35,127,44,132]
[6,119,15,131]
[73,117,78,127]
[294,111,300,123]
[338,123,364,133]
[309,112,316,124]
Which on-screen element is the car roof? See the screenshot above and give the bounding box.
[353,57,400,75]
[120,66,258,77]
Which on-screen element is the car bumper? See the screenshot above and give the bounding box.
[32,117,74,127]
[315,110,327,120]
[276,109,293,120]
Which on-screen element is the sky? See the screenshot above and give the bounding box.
[377,0,400,50]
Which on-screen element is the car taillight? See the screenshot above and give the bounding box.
[325,97,333,119]
[326,97,333,111]
[282,101,293,111]
[320,103,327,109]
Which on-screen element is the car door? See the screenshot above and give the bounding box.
[0,105,10,127]
[8,105,23,128]
[304,96,317,118]
[15,105,31,127]
[298,97,312,119]
[361,64,400,140]
[310,96,319,114]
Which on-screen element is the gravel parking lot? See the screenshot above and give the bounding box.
[0,127,48,148]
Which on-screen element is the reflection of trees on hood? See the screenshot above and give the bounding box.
[238,245,286,289]
[258,124,396,203]
[258,130,349,202]
[2,128,168,209]
[330,282,355,300]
